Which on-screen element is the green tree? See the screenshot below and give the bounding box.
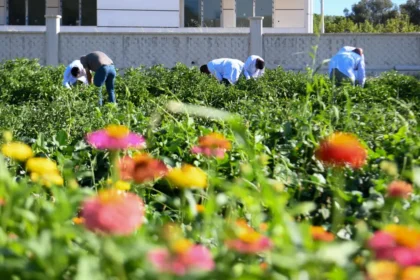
[348,0,399,24]
[400,0,420,25]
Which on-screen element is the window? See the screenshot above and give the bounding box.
[256,0,272,27]
[29,0,46,25]
[202,0,221,27]
[184,0,200,27]
[8,0,25,25]
[236,0,272,27]
[236,0,252,27]
[61,0,97,26]
[8,0,45,25]
[184,0,221,27]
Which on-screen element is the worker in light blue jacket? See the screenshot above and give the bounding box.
[329,47,366,87]
[200,58,244,85]
[243,55,265,79]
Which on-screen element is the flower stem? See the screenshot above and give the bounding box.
[110,150,120,185]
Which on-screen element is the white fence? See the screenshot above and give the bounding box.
[0,17,419,74]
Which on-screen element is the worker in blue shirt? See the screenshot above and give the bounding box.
[243,55,265,80]
[200,58,244,85]
[329,47,366,87]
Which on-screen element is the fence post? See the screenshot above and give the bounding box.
[249,16,263,57]
[45,15,61,65]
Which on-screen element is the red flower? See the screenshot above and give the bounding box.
[82,189,144,235]
[388,181,413,199]
[131,154,168,184]
[315,132,367,169]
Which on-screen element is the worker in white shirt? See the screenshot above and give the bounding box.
[329,47,366,87]
[62,60,88,89]
[200,58,244,85]
[243,55,265,79]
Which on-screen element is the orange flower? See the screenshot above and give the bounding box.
[315,132,367,169]
[384,225,420,249]
[259,223,268,232]
[311,226,335,242]
[401,266,420,280]
[260,262,268,271]
[388,181,413,199]
[225,220,272,254]
[72,217,85,225]
[367,261,400,280]
[118,156,135,181]
[196,204,205,213]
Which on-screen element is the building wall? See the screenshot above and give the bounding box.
[0,0,313,32]
[97,0,180,28]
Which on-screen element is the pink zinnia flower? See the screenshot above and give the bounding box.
[86,125,146,150]
[225,220,272,254]
[226,236,272,254]
[191,132,231,159]
[82,189,144,235]
[393,247,420,267]
[368,231,396,251]
[148,242,214,276]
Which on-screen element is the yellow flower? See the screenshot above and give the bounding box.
[98,189,124,204]
[196,204,205,213]
[384,225,420,248]
[401,266,420,280]
[236,220,262,243]
[26,157,59,175]
[114,180,131,191]
[171,239,193,254]
[31,172,64,187]
[105,125,129,138]
[166,164,207,188]
[1,142,33,161]
[367,261,400,280]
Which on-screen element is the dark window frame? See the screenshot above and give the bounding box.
[7,0,46,25]
[60,0,97,26]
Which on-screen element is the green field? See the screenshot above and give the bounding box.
[0,59,420,279]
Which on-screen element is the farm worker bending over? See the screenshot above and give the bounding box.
[329,47,366,87]
[243,55,265,79]
[62,60,88,88]
[80,51,116,105]
[200,58,244,85]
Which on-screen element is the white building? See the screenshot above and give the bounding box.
[0,0,313,33]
